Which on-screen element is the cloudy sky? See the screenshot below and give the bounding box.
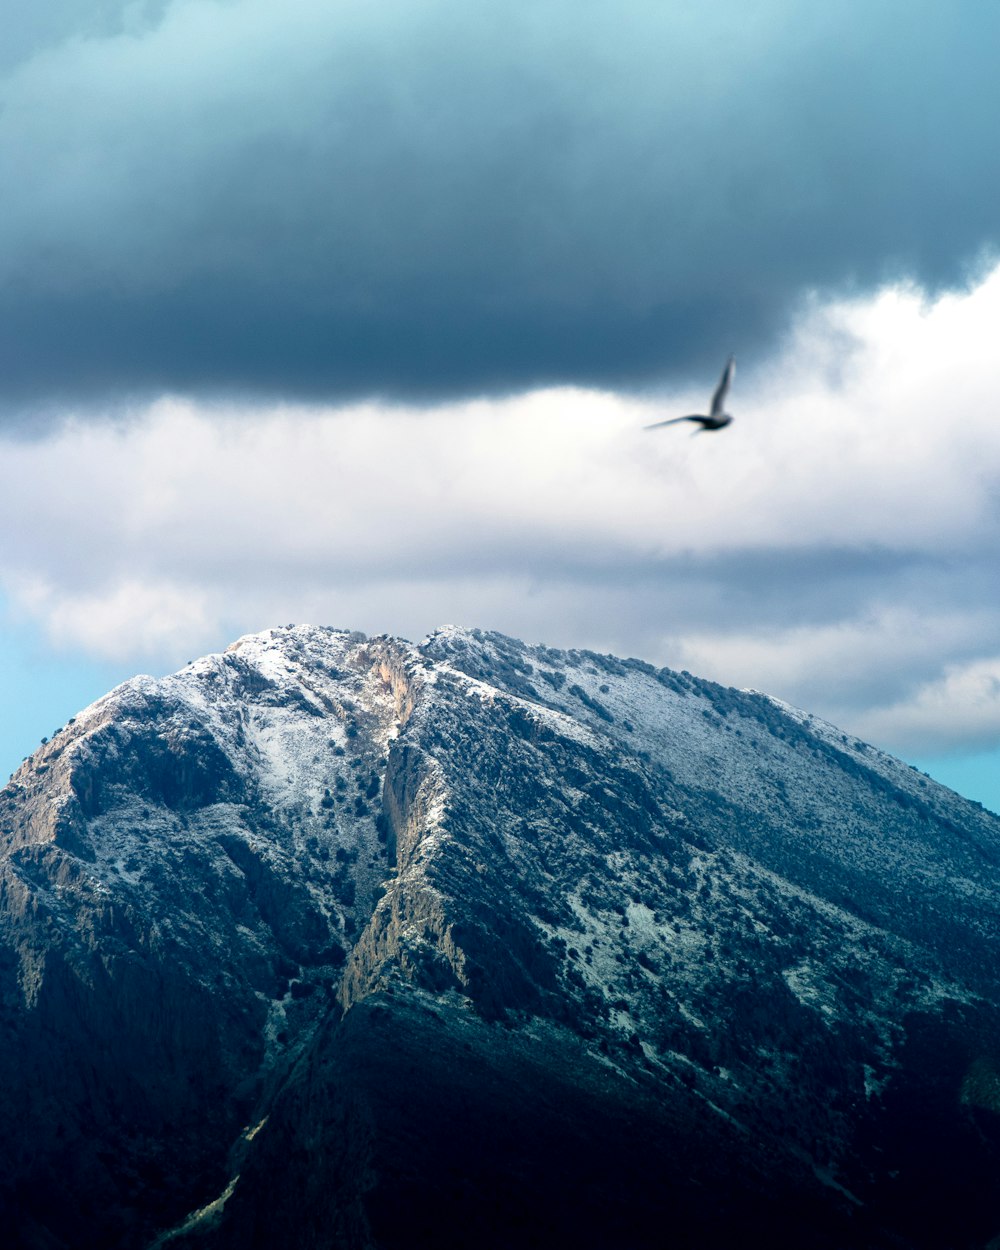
[2,0,999,811]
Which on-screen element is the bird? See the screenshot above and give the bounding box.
[645,356,735,432]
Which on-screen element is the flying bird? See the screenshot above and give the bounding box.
[645,356,735,432]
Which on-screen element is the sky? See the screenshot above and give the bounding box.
[1,0,999,812]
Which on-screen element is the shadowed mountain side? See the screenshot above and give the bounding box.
[190,991,881,1250]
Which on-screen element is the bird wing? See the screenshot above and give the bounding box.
[644,415,703,430]
[709,356,735,417]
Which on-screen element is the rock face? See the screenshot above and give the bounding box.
[2,624,1000,1249]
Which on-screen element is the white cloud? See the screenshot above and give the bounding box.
[1,263,1000,753]
[10,574,216,663]
[665,608,1000,756]
[667,608,989,704]
[853,656,1000,756]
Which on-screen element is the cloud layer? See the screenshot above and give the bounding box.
[3,0,1000,418]
[2,266,1000,756]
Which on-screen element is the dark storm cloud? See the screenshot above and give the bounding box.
[2,0,1000,419]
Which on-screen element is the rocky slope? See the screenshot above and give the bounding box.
[2,624,999,1248]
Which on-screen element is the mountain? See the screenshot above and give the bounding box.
[2,624,999,1249]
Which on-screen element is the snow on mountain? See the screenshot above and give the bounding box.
[1,624,999,1249]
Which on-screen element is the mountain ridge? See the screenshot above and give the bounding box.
[2,623,999,1248]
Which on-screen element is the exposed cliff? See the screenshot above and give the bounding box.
[2,624,999,1248]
